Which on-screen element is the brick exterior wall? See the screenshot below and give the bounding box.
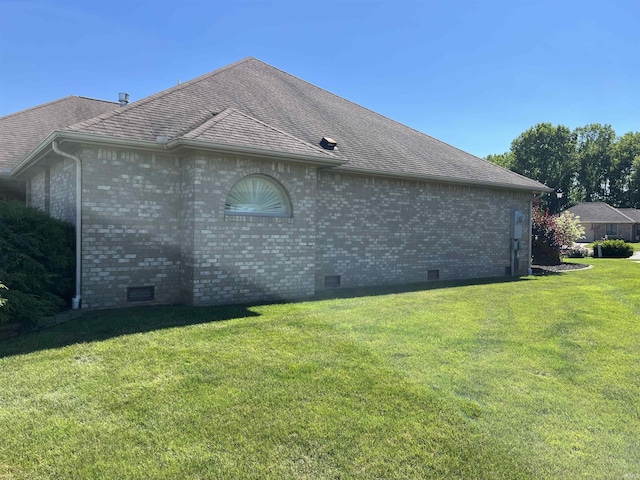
[50,157,77,224]
[80,147,183,309]
[181,152,317,306]
[316,172,531,289]
[29,169,46,211]
[29,143,535,310]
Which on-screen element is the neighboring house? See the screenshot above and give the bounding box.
[0,57,550,310]
[618,208,640,241]
[566,202,640,242]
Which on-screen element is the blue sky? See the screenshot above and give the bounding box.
[1,0,638,158]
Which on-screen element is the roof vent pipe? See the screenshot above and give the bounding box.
[118,92,130,107]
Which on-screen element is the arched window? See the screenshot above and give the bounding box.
[225,175,292,217]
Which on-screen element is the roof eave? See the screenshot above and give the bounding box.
[10,131,546,193]
[166,138,346,167]
[11,131,58,177]
[333,166,553,193]
[11,131,168,176]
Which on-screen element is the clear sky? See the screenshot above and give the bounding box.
[1,0,638,158]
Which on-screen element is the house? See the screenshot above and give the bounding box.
[1,57,550,310]
[618,209,640,241]
[566,202,640,242]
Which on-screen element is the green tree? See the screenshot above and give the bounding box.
[574,124,616,203]
[632,156,640,208]
[0,283,7,309]
[510,123,577,213]
[611,131,640,207]
[531,204,585,265]
[485,151,515,170]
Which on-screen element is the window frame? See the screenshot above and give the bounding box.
[605,223,618,236]
[224,174,292,218]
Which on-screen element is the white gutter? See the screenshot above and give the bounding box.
[12,131,164,177]
[51,141,82,309]
[334,165,553,194]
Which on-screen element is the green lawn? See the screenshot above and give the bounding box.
[1,259,639,479]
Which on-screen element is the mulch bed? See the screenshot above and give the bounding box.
[531,263,591,275]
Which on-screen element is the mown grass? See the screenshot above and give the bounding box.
[1,259,639,479]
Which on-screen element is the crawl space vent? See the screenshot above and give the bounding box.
[127,286,155,302]
[427,269,440,281]
[324,275,341,288]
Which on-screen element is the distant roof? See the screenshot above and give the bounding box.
[566,202,636,223]
[65,57,546,191]
[0,96,118,172]
[618,208,640,222]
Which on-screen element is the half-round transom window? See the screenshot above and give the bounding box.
[225,175,292,217]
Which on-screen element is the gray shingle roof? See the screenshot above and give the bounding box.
[617,208,640,222]
[180,108,337,159]
[566,202,635,223]
[65,57,546,191]
[0,96,118,172]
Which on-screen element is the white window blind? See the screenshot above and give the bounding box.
[225,176,291,217]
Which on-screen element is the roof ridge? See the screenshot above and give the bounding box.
[76,96,119,106]
[0,95,73,121]
[69,57,257,132]
[172,110,222,138]
[1,95,117,122]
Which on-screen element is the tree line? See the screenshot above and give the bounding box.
[486,123,640,213]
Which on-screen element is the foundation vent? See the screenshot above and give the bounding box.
[127,286,155,302]
[324,275,341,288]
[427,269,440,281]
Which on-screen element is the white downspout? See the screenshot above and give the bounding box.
[52,141,82,309]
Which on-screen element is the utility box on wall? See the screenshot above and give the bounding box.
[511,209,524,239]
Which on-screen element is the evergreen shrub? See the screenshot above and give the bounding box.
[597,240,634,258]
[0,201,75,326]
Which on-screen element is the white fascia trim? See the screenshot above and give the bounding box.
[12,131,165,176]
[331,166,554,194]
[166,138,346,167]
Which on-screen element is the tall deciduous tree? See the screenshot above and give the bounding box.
[611,131,640,207]
[510,123,576,213]
[574,124,616,203]
[485,152,514,170]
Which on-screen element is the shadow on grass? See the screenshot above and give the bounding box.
[1,274,533,359]
[0,304,260,359]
